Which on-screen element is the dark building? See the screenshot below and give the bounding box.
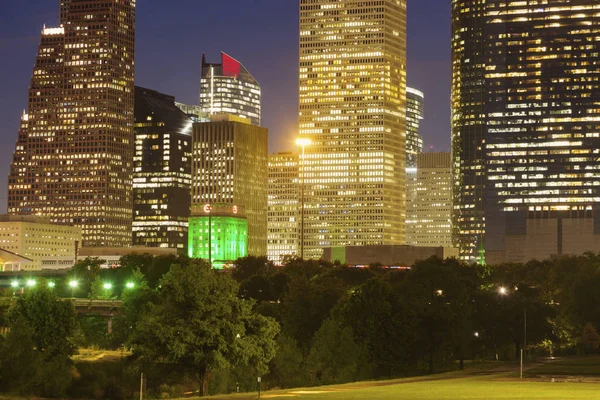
[133,87,192,251]
[451,0,487,263]
[452,0,600,264]
[8,0,136,247]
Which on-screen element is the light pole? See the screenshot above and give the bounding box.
[295,138,312,260]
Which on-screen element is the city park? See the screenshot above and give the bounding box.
[1,253,600,399]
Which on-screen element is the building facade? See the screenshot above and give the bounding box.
[191,115,268,259]
[452,0,600,263]
[406,87,425,168]
[299,0,408,259]
[406,152,452,248]
[451,0,487,262]
[0,215,81,271]
[7,0,136,247]
[133,87,192,251]
[267,152,299,264]
[199,52,261,126]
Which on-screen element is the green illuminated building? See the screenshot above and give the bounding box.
[188,204,248,268]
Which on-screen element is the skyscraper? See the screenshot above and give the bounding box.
[133,87,193,251]
[406,87,425,168]
[190,115,268,260]
[267,152,299,264]
[299,0,408,259]
[406,152,452,248]
[199,52,261,126]
[8,0,136,247]
[451,0,486,262]
[452,0,600,263]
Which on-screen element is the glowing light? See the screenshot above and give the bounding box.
[295,138,312,147]
[103,283,113,290]
[125,282,135,289]
[69,280,78,288]
[26,279,36,287]
[11,281,19,288]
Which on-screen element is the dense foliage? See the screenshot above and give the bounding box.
[1,253,600,397]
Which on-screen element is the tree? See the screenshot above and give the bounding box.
[579,323,600,354]
[307,318,371,385]
[130,261,279,396]
[0,285,77,396]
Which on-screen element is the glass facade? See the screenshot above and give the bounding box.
[8,0,136,247]
[299,0,408,259]
[133,87,193,251]
[406,87,425,169]
[452,0,600,263]
[199,52,261,126]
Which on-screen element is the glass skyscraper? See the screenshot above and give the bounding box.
[199,52,261,127]
[406,87,425,169]
[133,87,192,251]
[8,0,136,247]
[299,0,408,259]
[452,0,600,263]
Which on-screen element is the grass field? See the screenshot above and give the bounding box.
[203,358,600,400]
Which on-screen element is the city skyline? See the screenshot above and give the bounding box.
[0,0,451,213]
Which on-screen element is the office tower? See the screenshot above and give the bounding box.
[189,115,268,263]
[406,87,425,168]
[199,52,261,126]
[133,87,193,251]
[7,0,136,247]
[267,152,299,264]
[299,0,408,259]
[451,0,486,262]
[406,153,452,248]
[453,0,600,263]
[0,215,81,271]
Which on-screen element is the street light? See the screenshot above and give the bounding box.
[10,280,19,288]
[69,280,78,298]
[125,282,135,289]
[498,286,507,296]
[48,281,56,288]
[26,279,36,287]
[295,137,312,260]
[103,283,113,290]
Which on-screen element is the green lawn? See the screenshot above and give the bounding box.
[205,377,599,400]
[201,359,600,400]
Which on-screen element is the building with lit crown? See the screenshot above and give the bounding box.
[406,152,452,248]
[299,0,408,259]
[7,0,136,247]
[190,115,268,261]
[133,87,192,251]
[406,87,425,168]
[0,215,81,271]
[452,0,600,263]
[199,52,261,126]
[267,152,299,264]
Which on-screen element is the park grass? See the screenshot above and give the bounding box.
[202,359,600,400]
[205,376,600,400]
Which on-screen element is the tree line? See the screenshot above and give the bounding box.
[1,253,600,398]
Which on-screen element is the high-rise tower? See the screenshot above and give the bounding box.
[133,87,192,251]
[406,87,425,169]
[451,0,487,262]
[8,0,136,247]
[453,0,600,263]
[199,52,261,126]
[299,0,408,259]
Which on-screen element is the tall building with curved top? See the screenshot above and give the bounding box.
[298,0,407,259]
[453,0,600,264]
[199,52,261,126]
[406,87,424,168]
[8,0,135,247]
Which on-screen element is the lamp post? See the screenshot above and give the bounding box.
[295,138,312,260]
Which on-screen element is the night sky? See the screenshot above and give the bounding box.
[0,0,451,211]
